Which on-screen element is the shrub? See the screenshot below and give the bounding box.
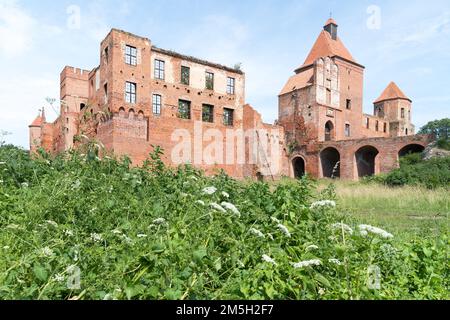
[0,145,447,300]
[384,156,450,189]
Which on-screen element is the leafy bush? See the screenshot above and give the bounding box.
[383,156,450,189]
[0,145,447,300]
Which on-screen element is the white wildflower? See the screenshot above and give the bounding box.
[112,229,122,235]
[137,234,147,238]
[271,216,281,224]
[0,162,5,165]
[221,202,241,217]
[277,224,291,238]
[360,230,368,237]
[21,182,29,188]
[3,246,10,250]
[153,218,166,225]
[202,186,217,195]
[195,200,206,206]
[221,191,230,198]
[310,200,336,210]
[358,224,394,239]
[181,193,189,197]
[122,234,133,244]
[262,254,277,265]
[190,176,198,181]
[41,246,54,257]
[46,220,58,228]
[328,258,342,266]
[267,233,274,241]
[53,274,65,282]
[90,233,103,243]
[318,288,326,296]
[331,223,354,235]
[210,202,227,213]
[72,180,81,189]
[291,259,322,269]
[6,224,20,230]
[306,245,319,251]
[64,229,74,237]
[103,294,115,301]
[249,228,265,238]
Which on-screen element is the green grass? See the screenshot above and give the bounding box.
[317,180,449,237]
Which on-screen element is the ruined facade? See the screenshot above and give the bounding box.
[29,20,433,180]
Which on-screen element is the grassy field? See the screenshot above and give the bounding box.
[317,180,449,237]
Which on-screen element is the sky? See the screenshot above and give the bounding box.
[1,0,449,148]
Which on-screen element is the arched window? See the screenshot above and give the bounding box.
[325,121,334,141]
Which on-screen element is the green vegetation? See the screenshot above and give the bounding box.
[317,180,448,235]
[0,144,448,300]
[365,154,450,189]
[419,118,450,151]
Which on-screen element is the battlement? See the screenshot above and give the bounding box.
[60,66,91,82]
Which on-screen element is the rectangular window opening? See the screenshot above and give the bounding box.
[202,104,214,123]
[227,77,235,95]
[154,59,165,80]
[205,72,214,90]
[181,66,190,85]
[178,100,191,120]
[223,108,234,126]
[125,45,137,66]
[345,124,351,137]
[346,99,351,110]
[152,94,162,115]
[125,82,136,104]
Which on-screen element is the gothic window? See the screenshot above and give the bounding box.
[325,121,334,141]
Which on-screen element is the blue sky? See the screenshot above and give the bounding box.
[1,0,449,148]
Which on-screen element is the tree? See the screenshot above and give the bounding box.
[419,118,449,140]
[419,118,450,150]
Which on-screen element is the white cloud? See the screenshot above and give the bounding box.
[0,0,65,58]
[0,0,35,57]
[376,11,450,62]
[0,74,60,147]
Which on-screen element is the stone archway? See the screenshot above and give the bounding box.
[320,147,340,178]
[292,157,306,179]
[355,146,379,178]
[399,144,425,157]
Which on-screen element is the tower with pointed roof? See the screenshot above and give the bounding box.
[373,81,414,137]
[279,18,366,146]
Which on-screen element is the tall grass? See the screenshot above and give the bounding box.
[318,180,449,235]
